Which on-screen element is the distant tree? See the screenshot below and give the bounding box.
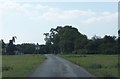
[6,36,17,55]
[99,35,117,54]
[118,30,120,37]
[12,36,17,43]
[118,30,120,54]
[35,43,40,54]
[39,45,47,54]
[44,33,51,45]
[20,43,35,54]
[6,40,15,55]
[86,40,99,54]
[86,35,117,54]
[43,33,51,54]
[1,39,6,54]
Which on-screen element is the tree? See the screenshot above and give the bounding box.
[118,30,120,37]
[44,25,88,54]
[118,30,120,54]
[49,27,61,54]
[6,36,17,55]
[39,45,47,54]
[35,43,40,54]
[44,25,118,55]
[44,33,51,45]
[43,33,51,53]
[85,35,117,54]
[94,35,117,54]
[57,26,88,53]
[20,43,35,54]
[6,40,15,55]
[12,36,17,43]
[1,39,6,54]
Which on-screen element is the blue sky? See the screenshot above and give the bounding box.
[0,1,118,44]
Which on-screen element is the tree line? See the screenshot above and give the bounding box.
[43,25,118,54]
[1,25,119,55]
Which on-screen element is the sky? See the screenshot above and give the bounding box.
[0,0,119,44]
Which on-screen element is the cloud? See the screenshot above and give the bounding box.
[36,9,96,21]
[0,2,117,24]
[0,2,96,22]
[101,12,112,15]
[0,2,24,12]
[0,2,30,18]
[81,12,118,24]
[0,2,44,15]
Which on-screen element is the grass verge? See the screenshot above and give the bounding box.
[2,54,45,77]
[61,54,119,77]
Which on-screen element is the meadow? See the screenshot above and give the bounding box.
[2,54,45,77]
[62,54,119,77]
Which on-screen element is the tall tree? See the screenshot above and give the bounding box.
[44,33,51,45]
[43,33,51,53]
[46,25,88,54]
[6,36,17,55]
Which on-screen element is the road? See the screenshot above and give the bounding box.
[30,54,95,77]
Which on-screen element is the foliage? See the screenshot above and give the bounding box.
[43,25,118,54]
[19,43,36,54]
[43,25,88,54]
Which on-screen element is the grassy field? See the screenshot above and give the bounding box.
[2,54,45,77]
[0,55,2,78]
[62,54,119,77]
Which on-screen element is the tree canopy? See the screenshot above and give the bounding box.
[43,25,118,54]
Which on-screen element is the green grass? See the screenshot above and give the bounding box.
[62,54,119,77]
[2,54,45,77]
[0,55,2,78]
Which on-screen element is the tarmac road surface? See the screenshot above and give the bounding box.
[30,54,95,77]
